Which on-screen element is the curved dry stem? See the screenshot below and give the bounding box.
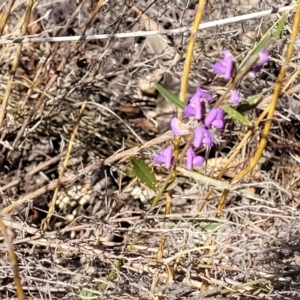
[0,214,25,300]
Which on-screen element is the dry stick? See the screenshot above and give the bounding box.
[0,0,33,131]
[0,216,25,300]
[0,0,15,36]
[42,0,106,230]
[1,152,63,192]
[0,6,294,44]
[149,236,165,300]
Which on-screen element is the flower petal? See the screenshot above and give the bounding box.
[202,130,214,147]
[154,154,166,164]
[197,87,212,101]
[258,50,268,65]
[193,126,204,148]
[230,90,241,104]
[164,146,173,169]
[204,109,218,127]
[189,87,212,103]
[171,117,186,136]
[193,156,205,167]
[186,147,195,170]
[194,97,203,120]
[205,108,225,130]
[183,104,196,117]
[213,50,234,80]
[212,119,224,130]
[224,56,233,80]
[154,146,173,169]
[251,50,269,74]
[213,62,226,75]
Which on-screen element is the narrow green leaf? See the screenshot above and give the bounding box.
[273,13,287,39]
[239,13,287,69]
[224,105,251,126]
[129,156,157,190]
[197,222,220,231]
[80,289,94,300]
[231,94,262,114]
[155,83,185,109]
[245,94,262,105]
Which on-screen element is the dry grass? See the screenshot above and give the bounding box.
[1,0,300,299]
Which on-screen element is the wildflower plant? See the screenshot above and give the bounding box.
[153,50,269,171]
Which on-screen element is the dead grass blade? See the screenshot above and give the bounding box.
[0,215,25,300]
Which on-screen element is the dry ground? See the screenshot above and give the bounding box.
[1,0,300,299]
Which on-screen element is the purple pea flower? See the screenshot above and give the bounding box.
[186,147,205,170]
[213,50,234,80]
[154,146,173,169]
[184,87,212,120]
[204,108,225,130]
[171,117,188,136]
[251,50,269,73]
[193,126,214,148]
[230,90,241,105]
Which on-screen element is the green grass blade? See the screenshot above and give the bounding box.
[239,12,287,69]
[273,12,287,39]
[129,156,157,191]
[224,105,251,126]
[155,83,185,109]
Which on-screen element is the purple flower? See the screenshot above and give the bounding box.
[193,126,214,148]
[230,90,241,105]
[204,108,225,130]
[258,50,268,65]
[213,50,234,80]
[184,97,203,120]
[154,146,173,169]
[251,50,269,73]
[186,147,205,170]
[171,117,188,136]
[183,87,212,120]
[191,87,212,101]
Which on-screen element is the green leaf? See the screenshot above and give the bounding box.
[129,156,157,190]
[155,83,185,109]
[80,289,95,300]
[273,13,287,39]
[224,105,251,126]
[244,94,262,105]
[196,222,220,231]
